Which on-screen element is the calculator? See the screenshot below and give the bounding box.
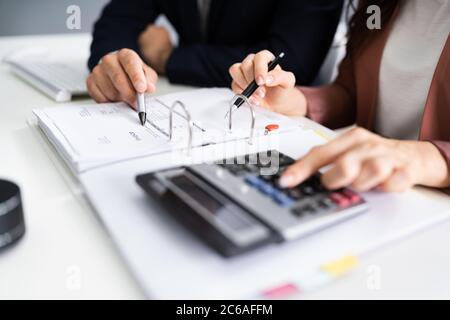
[136,151,368,257]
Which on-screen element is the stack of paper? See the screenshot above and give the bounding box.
[34,88,302,173]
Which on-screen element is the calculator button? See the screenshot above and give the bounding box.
[292,204,316,217]
[300,185,315,196]
[302,204,316,214]
[291,207,305,217]
[317,198,335,210]
[244,175,261,187]
[341,190,361,205]
[308,175,325,190]
[286,188,303,200]
[272,191,295,208]
[258,181,277,196]
[329,192,350,208]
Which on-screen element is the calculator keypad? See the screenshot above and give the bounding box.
[218,152,363,219]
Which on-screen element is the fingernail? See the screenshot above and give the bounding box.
[265,75,275,85]
[249,97,260,106]
[257,88,265,98]
[135,81,146,93]
[147,82,155,92]
[279,174,294,188]
[256,76,265,86]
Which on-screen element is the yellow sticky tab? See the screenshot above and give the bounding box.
[321,255,359,277]
[313,130,331,142]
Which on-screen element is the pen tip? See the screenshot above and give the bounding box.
[139,112,146,126]
[224,105,238,119]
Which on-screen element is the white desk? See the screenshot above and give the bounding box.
[1,34,449,299]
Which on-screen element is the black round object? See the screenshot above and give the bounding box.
[0,180,25,250]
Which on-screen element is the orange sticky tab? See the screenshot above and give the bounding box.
[264,124,280,135]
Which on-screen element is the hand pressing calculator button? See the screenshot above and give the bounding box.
[136,150,369,257]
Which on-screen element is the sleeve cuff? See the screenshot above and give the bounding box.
[428,140,450,195]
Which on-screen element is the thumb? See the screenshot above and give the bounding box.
[265,69,296,89]
[378,169,413,192]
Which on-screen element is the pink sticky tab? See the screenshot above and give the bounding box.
[262,283,299,299]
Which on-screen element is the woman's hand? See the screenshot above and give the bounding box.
[229,50,308,117]
[279,127,450,192]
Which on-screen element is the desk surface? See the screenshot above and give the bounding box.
[1,34,449,299]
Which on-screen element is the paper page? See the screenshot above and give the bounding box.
[33,88,303,173]
[78,129,450,299]
[34,104,179,161]
[152,88,302,139]
[36,114,114,173]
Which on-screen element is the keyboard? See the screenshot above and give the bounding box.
[136,151,368,257]
[5,60,88,102]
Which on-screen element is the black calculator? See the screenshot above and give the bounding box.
[136,151,368,257]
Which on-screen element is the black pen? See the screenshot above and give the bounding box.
[226,52,285,118]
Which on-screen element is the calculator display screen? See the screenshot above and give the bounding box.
[169,174,224,214]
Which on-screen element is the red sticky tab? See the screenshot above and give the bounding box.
[264,124,280,135]
[262,283,299,299]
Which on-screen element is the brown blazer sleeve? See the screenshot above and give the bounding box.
[299,53,357,129]
[429,141,450,195]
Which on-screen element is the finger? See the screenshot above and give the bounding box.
[86,77,108,103]
[256,87,266,99]
[142,24,155,35]
[279,128,372,188]
[229,63,248,90]
[377,169,413,192]
[231,81,244,94]
[241,53,256,84]
[254,50,275,85]
[249,96,261,106]
[265,68,296,89]
[102,54,137,106]
[92,66,120,102]
[350,157,396,192]
[321,143,377,190]
[143,65,157,93]
[231,82,263,107]
[146,24,159,34]
[118,49,147,93]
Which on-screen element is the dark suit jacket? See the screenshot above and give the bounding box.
[89,0,343,87]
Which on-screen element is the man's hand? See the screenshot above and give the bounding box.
[138,25,173,75]
[86,49,158,109]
